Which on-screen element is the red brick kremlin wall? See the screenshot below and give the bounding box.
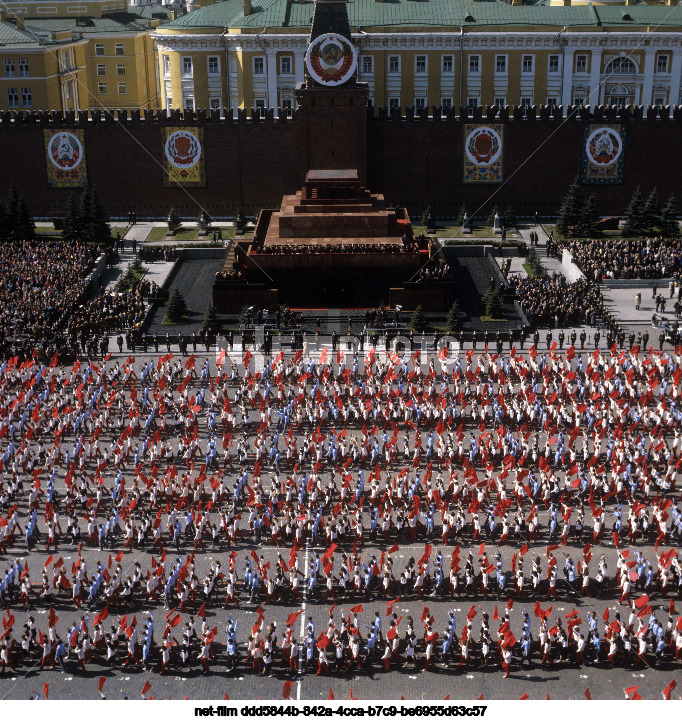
[0,104,680,219]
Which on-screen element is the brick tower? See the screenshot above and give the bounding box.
[295,0,369,185]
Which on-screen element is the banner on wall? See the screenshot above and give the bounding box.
[580,123,626,184]
[163,127,205,186]
[463,124,504,184]
[44,129,88,188]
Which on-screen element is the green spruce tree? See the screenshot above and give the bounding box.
[622,186,645,237]
[502,205,517,230]
[556,178,584,237]
[167,206,181,234]
[578,194,600,237]
[659,194,680,238]
[641,187,659,234]
[166,287,187,323]
[456,203,468,226]
[446,300,461,332]
[202,302,221,334]
[62,194,80,241]
[86,188,111,244]
[486,205,499,227]
[410,304,427,332]
[484,288,504,320]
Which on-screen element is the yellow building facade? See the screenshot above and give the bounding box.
[153,0,682,115]
[0,0,170,112]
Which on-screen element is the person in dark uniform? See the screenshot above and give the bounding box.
[533,330,539,348]
[570,330,577,347]
[508,330,513,350]
[558,330,565,349]
[166,332,171,352]
[472,331,477,350]
[593,330,600,348]
[579,330,586,349]
[659,331,666,350]
[519,330,525,350]
[642,331,649,349]
[142,335,148,353]
[628,331,635,349]
[545,330,552,348]
[154,334,159,352]
[192,332,197,352]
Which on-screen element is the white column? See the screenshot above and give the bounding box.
[641,48,657,107]
[588,48,602,107]
[561,48,575,113]
[670,49,682,106]
[295,50,305,85]
[266,50,278,112]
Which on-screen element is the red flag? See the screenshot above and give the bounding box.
[662,679,677,700]
[493,605,499,621]
[350,604,364,614]
[421,606,430,622]
[388,543,400,555]
[328,689,334,700]
[584,688,591,700]
[282,681,293,700]
[197,603,206,618]
[44,555,53,568]
[520,544,528,556]
[98,677,106,693]
[477,542,485,555]
[141,680,151,695]
[519,693,529,700]
[43,683,49,700]
[115,550,124,562]
[602,608,609,622]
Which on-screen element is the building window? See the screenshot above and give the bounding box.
[546,97,557,109]
[18,58,28,77]
[4,59,15,77]
[118,83,127,94]
[7,88,18,107]
[163,55,170,75]
[98,83,107,94]
[520,97,533,111]
[522,55,533,73]
[165,96,172,111]
[210,97,221,111]
[442,55,453,73]
[20,87,31,106]
[576,55,587,73]
[469,55,480,73]
[182,57,193,75]
[281,98,293,116]
[548,55,560,74]
[280,56,291,75]
[361,55,373,74]
[494,96,506,108]
[97,64,106,76]
[254,98,265,117]
[441,97,452,109]
[467,97,478,108]
[605,57,635,74]
[388,97,400,111]
[656,55,669,73]
[184,97,195,111]
[208,56,219,75]
[415,56,427,74]
[117,64,125,76]
[115,43,124,56]
[573,96,585,106]
[495,55,507,73]
[253,57,265,75]
[654,96,666,106]
[608,96,628,108]
[95,44,104,56]
[414,97,426,110]
[389,56,400,73]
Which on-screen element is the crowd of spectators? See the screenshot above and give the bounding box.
[138,245,178,263]
[562,236,682,282]
[418,256,452,282]
[510,275,603,328]
[0,239,98,343]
